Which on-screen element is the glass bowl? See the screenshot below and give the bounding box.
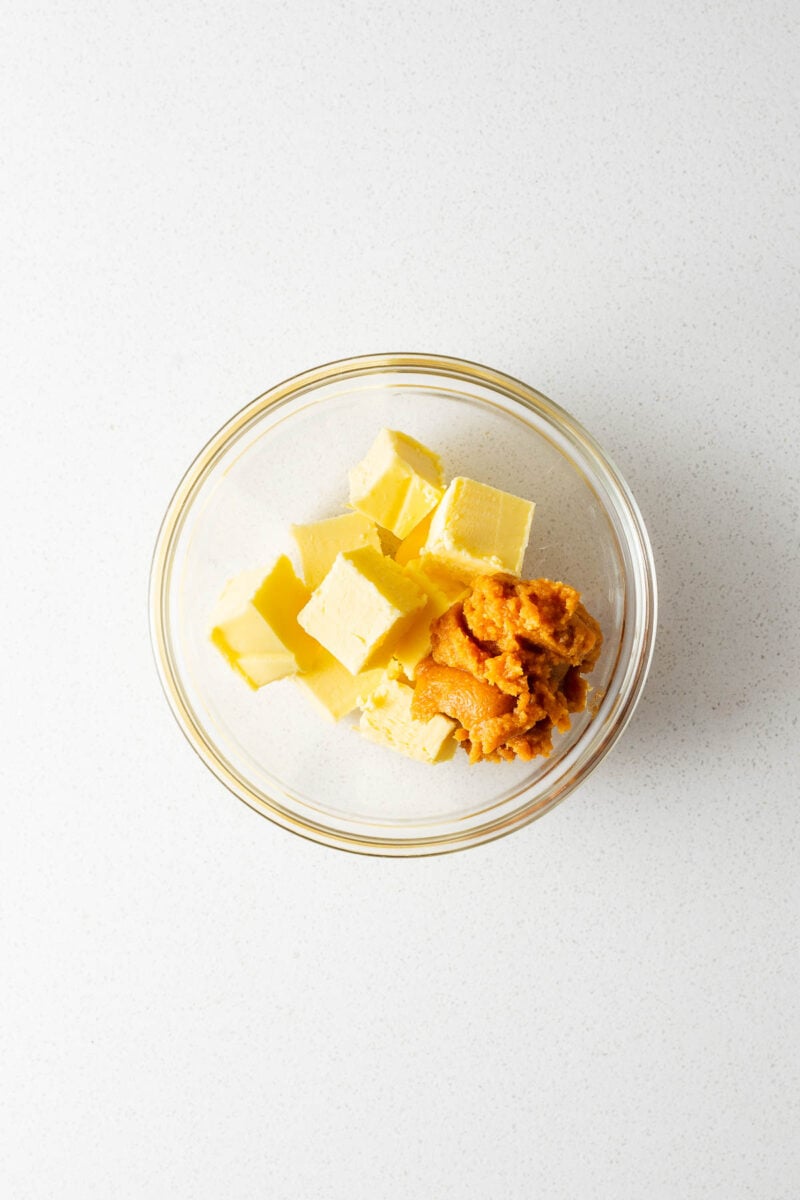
[150,353,656,856]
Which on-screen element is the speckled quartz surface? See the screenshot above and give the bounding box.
[3,3,799,1197]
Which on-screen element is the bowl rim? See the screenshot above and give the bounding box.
[149,352,657,856]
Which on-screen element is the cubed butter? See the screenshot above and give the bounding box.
[251,555,321,671]
[297,546,427,674]
[294,651,387,722]
[423,476,534,579]
[210,557,321,687]
[291,511,381,590]
[234,652,297,689]
[358,678,456,763]
[211,566,298,688]
[403,557,469,608]
[391,557,469,675]
[348,429,444,539]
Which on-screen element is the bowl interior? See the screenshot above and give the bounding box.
[156,361,642,851]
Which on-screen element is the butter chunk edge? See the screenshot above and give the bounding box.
[291,511,381,590]
[211,566,301,688]
[294,651,387,722]
[424,476,535,579]
[358,678,456,763]
[297,546,427,675]
[348,429,445,540]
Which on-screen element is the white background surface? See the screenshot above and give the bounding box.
[2,2,799,1197]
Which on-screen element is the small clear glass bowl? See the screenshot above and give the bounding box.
[150,354,657,856]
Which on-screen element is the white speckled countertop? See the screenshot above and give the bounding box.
[3,2,798,1196]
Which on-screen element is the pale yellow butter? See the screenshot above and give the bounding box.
[291,511,381,590]
[211,568,297,688]
[234,652,297,689]
[348,429,444,539]
[358,678,456,763]
[423,476,534,579]
[251,556,321,671]
[403,557,469,607]
[210,557,321,687]
[297,546,427,674]
[391,557,469,675]
[294,651,387,721]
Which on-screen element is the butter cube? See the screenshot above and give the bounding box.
[394,511,434,566]
[251,556,321,671]
[358,678,456,763]
[349,429,444,539]
[211,568,297,688]
[423,477,534,579]
[391,557,469,675]
[291,512,381,590]
[403,557,468,608]
[210,557,321,687]
[234,652,298,688]
[297,546,427,674]
[294,652,387,722]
